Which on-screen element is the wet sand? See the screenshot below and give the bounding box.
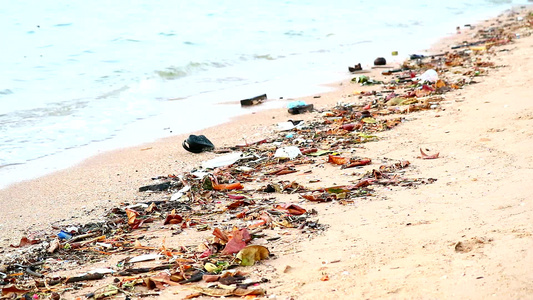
[1,7,532,299]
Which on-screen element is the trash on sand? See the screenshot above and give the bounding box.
[374,57,387,65]
[202,152,244,169]
[236,245,270,266]
[139,181,171,192]
[416,69,439,83]
[240,94,267,106]
[277,120,305,131]
[348,63,363,73]
[183,134,215,153]
[128,253,162,263]
[274,146,302,159]
[288,101,314,115]
[170,185,191,201]
[418,148,440,159]
[351,75,383,85]
[57,231,72,240]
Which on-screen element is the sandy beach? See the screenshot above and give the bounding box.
[1,7,532,300]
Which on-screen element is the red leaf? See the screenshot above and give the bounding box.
[341,124,356,131]
[227,194,246,200]
[222,228,251,255]
[275,203,307,215]
[163,214,183,225]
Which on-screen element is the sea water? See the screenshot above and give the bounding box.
[0,0,529,188]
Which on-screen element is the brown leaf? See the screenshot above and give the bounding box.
[227,199,255,210]
[163,214,183,225]
[212,227,229,243]
[300,193,328,202]
[274,203,307,215]
[2,285,30,296]
[125,209,145,229]
[10,236,40,248]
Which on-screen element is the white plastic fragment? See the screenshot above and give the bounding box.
[416,69,439,83]
[277,121,305,131]
[88,268,115,275]
[202,152,243,169]
[129,254,161,263]
[170,185,191,201]
[274,146,301,159]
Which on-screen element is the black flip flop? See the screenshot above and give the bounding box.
[182,134,215,153]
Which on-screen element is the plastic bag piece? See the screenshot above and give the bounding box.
[182,135,215,153]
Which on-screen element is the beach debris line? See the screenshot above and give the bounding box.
[2,11,532,299]
[182,134,215,153]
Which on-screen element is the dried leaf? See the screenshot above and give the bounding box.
[185,286,265,298]
[274,203,307,215]
[212,182,244,191]
[361,117,377,124]
[325,187,350,194]
[307,150,332,157]
[300,193,330,202]
[236,245,270,266]
[164,214,183,225]
[1,285,29,296]
[342,158,372,169]
[328,155,349,165]
[212,227,229,243]
[10,236,40,248]
[221,228,251,255]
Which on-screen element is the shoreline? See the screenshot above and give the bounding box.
[1,6,532,299]
[2,3,524,191]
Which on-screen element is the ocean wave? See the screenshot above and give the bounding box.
[154,61,229,80]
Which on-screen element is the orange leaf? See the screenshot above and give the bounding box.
[213,227,229,243]
[342,158,372,169]
[328,155,349,165]
[212,182,244,191]
[125,209,138,225]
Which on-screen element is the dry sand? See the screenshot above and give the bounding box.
[1,7,533,300]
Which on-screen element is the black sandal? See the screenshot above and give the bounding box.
[182,135,215,153]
